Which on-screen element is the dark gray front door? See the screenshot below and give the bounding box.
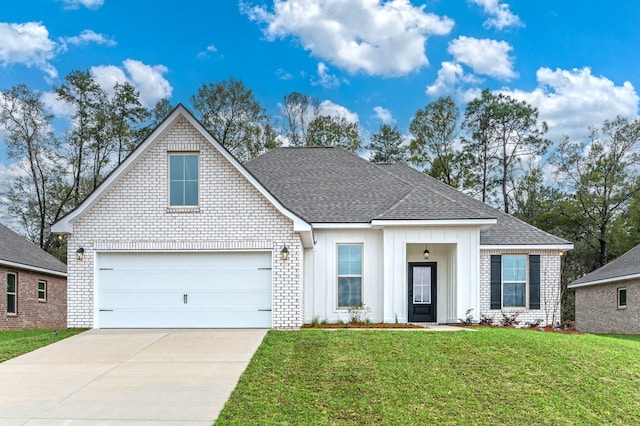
[408,262,437,323]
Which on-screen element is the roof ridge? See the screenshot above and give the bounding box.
[374,187,417,219]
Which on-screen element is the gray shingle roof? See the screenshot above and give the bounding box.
[569,243,640,287]
[0,224,67,274]
[245,147,571,246]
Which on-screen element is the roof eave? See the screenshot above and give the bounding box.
[568,272,640,288]
[0,259,67,277]
[371,218,497,228]
[480,243,574,251]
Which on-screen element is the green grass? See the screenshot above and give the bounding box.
[216,329,640,425]
[0,328,87,362]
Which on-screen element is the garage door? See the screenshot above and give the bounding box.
[96,252,272,328]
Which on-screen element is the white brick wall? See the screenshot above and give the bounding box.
[479,249,562,326]
[67,116,303,329]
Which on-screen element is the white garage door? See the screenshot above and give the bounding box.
[96,252,272,328]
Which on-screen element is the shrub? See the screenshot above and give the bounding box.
[460,309,475,325]
[500,313,520,327]
[526,319,542,328]
[348,303,371,325]
[479,314,494,326]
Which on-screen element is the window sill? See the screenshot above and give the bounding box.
[166,207,201,214]
[617,306,627,310]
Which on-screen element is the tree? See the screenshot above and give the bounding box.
[0,84,65,250]
[409,97,473,189]
[137,98,173,141]
[112,82,148,163]
[462,89,499,204]
[368,124,407,163]
[281,91,319,146]
[552,116,640,268]
[55,70,108,205]
[462,89,549,213]
[190,78,272,162]
[306,115,361,151]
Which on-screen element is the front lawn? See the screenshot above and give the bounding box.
[217,329,640,425]
[0,329,86,362]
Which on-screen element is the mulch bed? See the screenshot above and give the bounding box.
[301,323,424,329]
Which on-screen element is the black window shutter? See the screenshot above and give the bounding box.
[490,255,502,310]
[529,255,541,310]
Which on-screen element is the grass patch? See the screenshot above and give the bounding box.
[216,329,640,425]
[0,329,87,362]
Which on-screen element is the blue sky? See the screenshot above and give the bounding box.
[1,0,640,168]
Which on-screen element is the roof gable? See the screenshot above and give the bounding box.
[52,105,311,243]
[0,224,66,275]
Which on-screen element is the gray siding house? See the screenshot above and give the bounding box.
[569,243,640,334]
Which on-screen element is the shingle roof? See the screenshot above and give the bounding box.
[0,224,67,274]
[245,147,571,246]
[569,243,640,287]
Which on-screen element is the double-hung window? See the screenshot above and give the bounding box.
[502,255,527,308]
[38,281,47,302]
[7,273,17,314]
[337,244,363,308]
[169,153,199,207]
[618,288,627,309]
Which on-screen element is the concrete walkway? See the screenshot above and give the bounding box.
[0,329,267,425]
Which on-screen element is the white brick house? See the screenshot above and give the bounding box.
[53,105,572,329]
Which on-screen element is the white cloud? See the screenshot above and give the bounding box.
[448,36,516,80]
[372,106,394,124]
[469,0,523,30]
[90,59,173,108]
[499,67,640,141]
[197,44,218,58]
[62,29,116,47]
[427,61,465,97]
[41,91,76,117]
[0,22,58,80]
[243,0,454,76]
[61,0,104,9]
[311,62,341,88]
[318,100,359,123]
[276,68,293,80]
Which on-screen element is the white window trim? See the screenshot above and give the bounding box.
[7,272,17,315]
[167,152,200,209]
[38,280,47,302]
[501,254,528,309]
[618,287,627,309]
[336,243,364,310]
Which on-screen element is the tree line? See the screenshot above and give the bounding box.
[2,72,640,320]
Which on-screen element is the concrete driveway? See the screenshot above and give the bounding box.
[0,329,267,425]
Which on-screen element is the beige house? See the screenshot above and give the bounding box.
[569,244,640,334]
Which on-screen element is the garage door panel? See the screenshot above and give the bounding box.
[97,252,272,328]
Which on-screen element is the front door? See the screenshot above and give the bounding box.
[408,262,437,323]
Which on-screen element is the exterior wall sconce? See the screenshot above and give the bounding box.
[76,247,85,261]
[281,246,289,261]
[423,244,430,260]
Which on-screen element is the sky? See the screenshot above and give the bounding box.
[1,0,640,172]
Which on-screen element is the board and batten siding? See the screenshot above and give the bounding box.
[479,249,562,326]
[66,116,303,329]
[304,229,384,323]
[382,226,481,324]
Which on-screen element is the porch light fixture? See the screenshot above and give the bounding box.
[280,246,289,261]
[76,247,85,261]
[423,244,430,260]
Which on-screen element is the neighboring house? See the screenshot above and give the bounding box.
[52,105,572,329]
[0,224,67,329]
[569,244,640,334]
